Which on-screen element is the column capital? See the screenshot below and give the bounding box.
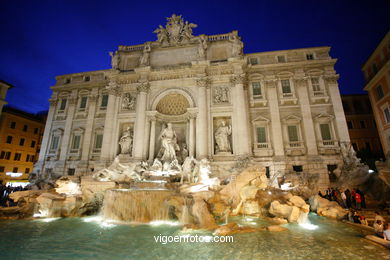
[106,81,121,96]
[230,74,246,85]
[196,77,211,88]
[146,110,158,121]
[323,75,339,84]
[136,81,150,93]
[68,97,77,105]
[88,94,99,102]
[49,98,58,106]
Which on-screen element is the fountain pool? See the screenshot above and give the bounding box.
[0,214,388,259]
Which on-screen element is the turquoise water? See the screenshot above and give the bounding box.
[0,214,389,259]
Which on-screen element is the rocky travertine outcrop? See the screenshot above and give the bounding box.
[309,195,347,219]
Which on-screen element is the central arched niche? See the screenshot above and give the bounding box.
[156,93,190,115]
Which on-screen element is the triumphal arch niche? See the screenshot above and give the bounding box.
[37,13,350,189]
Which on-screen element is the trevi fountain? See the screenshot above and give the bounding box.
[1,14,390,259]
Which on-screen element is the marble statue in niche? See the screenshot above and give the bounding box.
[214,120,232,153]
[109,51,120,70]
[122,93,136,110]
[119,127,133,154]
[214,87,229,104]
[157,122,180,162]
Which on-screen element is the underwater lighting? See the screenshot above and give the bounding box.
[36,218,60,223]
[299,223,319,230]
[368,169,374,174]
[149,220,180,226]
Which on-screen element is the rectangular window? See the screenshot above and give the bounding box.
[0,166,4,172]
[365,142,371,151]
[31,155,35,162]
[19,138,25,146]
[6,136,12,144]
[347,121,353,129]
[95,134,103,149]
[59,98,67,110]
[25,168,30,174]
[31,140,36,148]
[293,165,303,172]
[79,96,88,109]
[360,120,366,128]
[68,168,75,176]
[249,57,258,65]
[252,82,262,98]
[65,78,71,84]
[50,136,60,150]
[306,54,314,60]
[0,151,5,159]
[5,152,11,160]
[287,125,298,142]
[101,95,109,107]
[23,125,28,132]
[256,127,266,143]
[320,124,332,140]
[311,78,320,91]
[12,167,18,173]
[72,135,81,150]
[277,55,286,63]
[34,128,39,134]
[376,85,384,100]
[14,153,21,161]
[10,122,16,129]
[26,154,30,162]
[384,107,390,123]
[84,76,90,82]
[281,80,291,94]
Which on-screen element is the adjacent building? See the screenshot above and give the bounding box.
[34,15,351,190]
[362,31,390,155]
[0,106,45,184]
[0,80,13,118]
[341,94,382,155]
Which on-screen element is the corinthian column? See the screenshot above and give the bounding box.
[148,115,157,161]
[132,81,150,160]
[81,91,98,162]
[231,74,250,156]
[196,77,210,159]
[59,93,77,162]
[100,82,120,162]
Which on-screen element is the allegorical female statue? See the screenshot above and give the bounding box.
[158,123,179,162]
[214,120,232,153]
[119,127,132,154]
[140,42,151,66]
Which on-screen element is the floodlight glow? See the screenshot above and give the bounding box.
[299,223,319,230]
[368,169,374,174]
[149,220,180,226]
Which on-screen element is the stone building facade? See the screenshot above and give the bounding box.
[362,31,390,155]
[341,94,382,155]
[34,15,350,189]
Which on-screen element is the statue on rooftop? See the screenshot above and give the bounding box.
[154,14,197,46]
[109,51,120,70]
[229,31,244,57]
[140,42,151,66]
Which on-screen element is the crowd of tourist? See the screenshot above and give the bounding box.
[0,184,26,207]
[318,188,366,209]
[319,187,390,240]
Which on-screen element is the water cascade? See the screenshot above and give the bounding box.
[102,189,174,223]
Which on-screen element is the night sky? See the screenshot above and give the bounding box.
[0,0,389,114]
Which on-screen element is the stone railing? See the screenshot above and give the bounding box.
[288,141,303,148]
[313,90,325,96]
[254,142,269,149]
[318,140,339,146]
[118,44,145,51]
[207,33,230,42]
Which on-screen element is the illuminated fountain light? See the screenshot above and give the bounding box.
[299,223,319,230]
[149,220,181,226]
[280,183,297,191]
[35,217,61,223]
[82,216,117,228]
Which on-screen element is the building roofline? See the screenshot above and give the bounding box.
[55,69,110,79]
[0,80,15,89]
[246,46,331,56]
[361,30,390,69]
[2,106,46,123]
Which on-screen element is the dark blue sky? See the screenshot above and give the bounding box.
[1,0,389,113]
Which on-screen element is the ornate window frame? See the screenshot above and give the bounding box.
[251,115,273,156]
[314,113,340,154]
[282,115,306,155]
[307,69,329,103]
[248,73,267,107]
[277,72,297,105]
[48,128,64,156]
[69,127,84,155]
